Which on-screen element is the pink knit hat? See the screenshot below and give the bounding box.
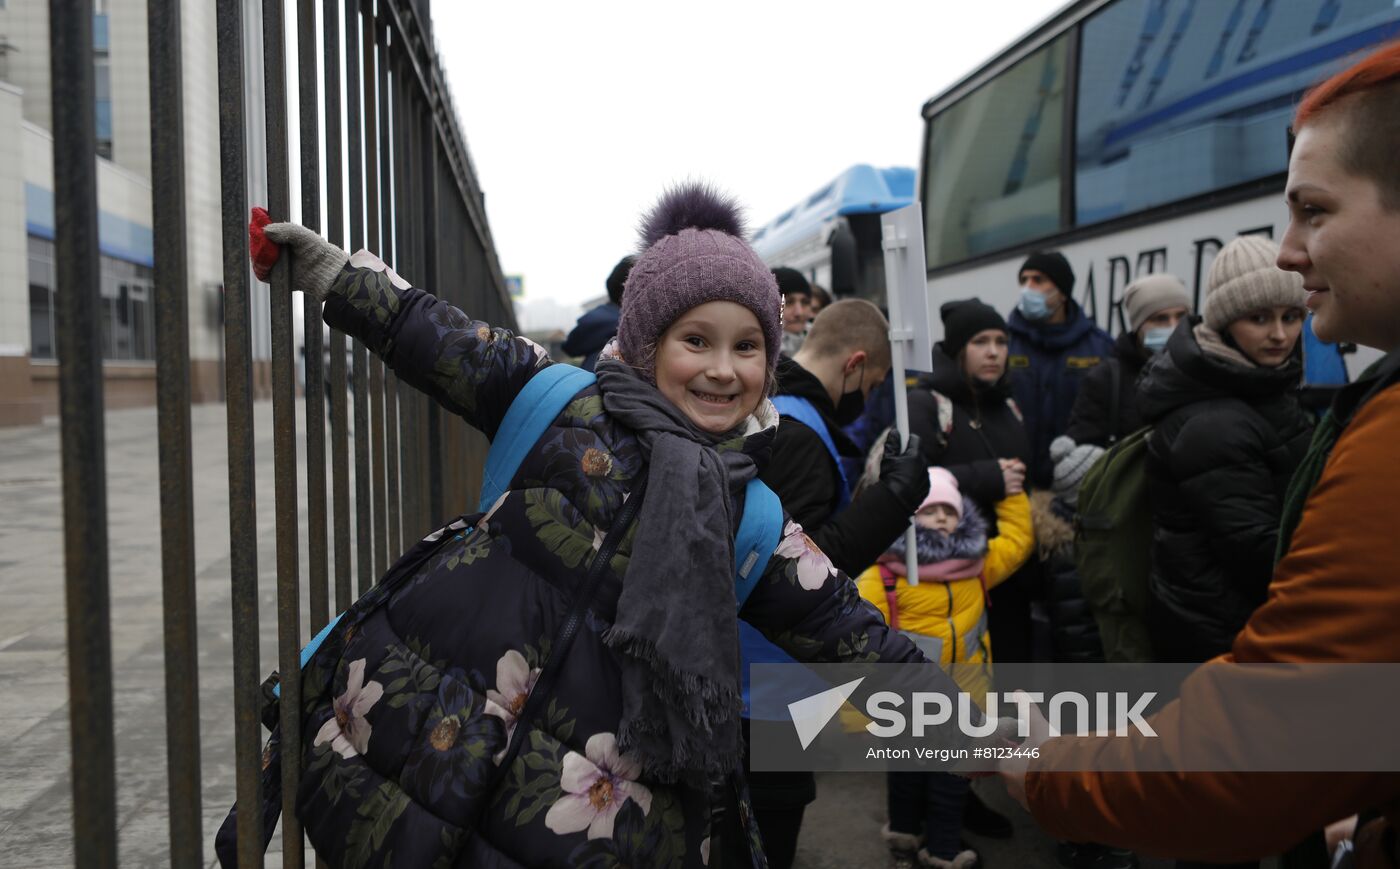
[616,183,784,380]
[919,467,962,519]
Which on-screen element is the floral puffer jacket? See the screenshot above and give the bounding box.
[290,254,931,869]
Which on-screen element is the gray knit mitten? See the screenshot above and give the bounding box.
[263,222,350,301]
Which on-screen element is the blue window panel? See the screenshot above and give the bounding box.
[93,13,109,52]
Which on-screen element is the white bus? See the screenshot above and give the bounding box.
[919,0,1400,383]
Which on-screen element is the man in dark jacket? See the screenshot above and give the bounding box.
[747,298,930,869]
[1066,273,1192,447]
[762,299,930,572]
[1007,251,1115,488]
[561,255,634,371]
[775,266,814,356]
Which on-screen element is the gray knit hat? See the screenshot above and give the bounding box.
[1124,273,1192,333]
[617,183,783,380]
[1050,435,1104,506]
[1203,236,1306,331]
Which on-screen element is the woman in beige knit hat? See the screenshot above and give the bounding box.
[1131,234,1315,666]
[1201,235,1310,369]
[1065,272,1192,447]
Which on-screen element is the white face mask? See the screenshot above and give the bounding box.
[1143,327,1173,354]
[1018,287,1053,321]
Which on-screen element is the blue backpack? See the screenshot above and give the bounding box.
[286,363,785,680]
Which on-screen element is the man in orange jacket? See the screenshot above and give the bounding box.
[999,39,1400,869]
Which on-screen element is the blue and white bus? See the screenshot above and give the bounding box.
[752,164,916,305]
[919,0,1400,382]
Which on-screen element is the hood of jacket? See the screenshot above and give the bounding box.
[1007,298,1101,352]
[1029,490,1075,557]
[561,302,621,358]
[1113,329,1150,372]
[883,495,988,565]
[919,345,1013,409]
[1138,316,1303,423]
[774,355,859,455]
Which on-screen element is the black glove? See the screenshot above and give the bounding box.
[879,431,929,512]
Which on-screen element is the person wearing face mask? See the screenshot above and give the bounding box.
[1137,235,1315,669]
[1006,251,1116,491]
[1065,274,1193,448]
[762,299,931,574]
[746,299,931,868]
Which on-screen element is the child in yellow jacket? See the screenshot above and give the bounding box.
[856,467,1033,869]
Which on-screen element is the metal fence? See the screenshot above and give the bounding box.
[52,0,514,864]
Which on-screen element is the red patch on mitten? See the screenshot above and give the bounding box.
[248,207,280,282]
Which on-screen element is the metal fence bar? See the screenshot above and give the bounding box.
[51,1,117,865]
[300,0,330,636]
[261,0,305,863]
[419,89,444,526]
[361,0,388,581]
[148,0,203,862]
[379,23,401,560]
[392,60,420,538]
[346,0,373,596]
[215,0,264,863]
[324,0,353,615]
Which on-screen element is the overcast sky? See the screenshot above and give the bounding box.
[430,1,1068,331]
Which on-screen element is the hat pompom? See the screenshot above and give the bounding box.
[1050,435,1076,465]
[637,182,747,250]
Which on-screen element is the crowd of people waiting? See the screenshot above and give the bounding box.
[231,38,1400,869]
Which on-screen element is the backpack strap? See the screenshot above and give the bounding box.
[479,363,597,512]
[771,394,851,511]
[879,565,900,631]
[733,478,783,610]
[270,611,345,699]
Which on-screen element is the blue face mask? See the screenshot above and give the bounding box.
[1018,287,1053,321]
[1142,327,1173,354]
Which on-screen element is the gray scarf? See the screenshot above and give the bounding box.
[594,360,769,784]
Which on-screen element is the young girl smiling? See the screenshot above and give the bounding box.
[246,183,947,868]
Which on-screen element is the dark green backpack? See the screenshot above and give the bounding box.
[1075,423,1156,663]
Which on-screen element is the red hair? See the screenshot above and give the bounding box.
[1295,38,1400,129]
[1293,39,1400,209]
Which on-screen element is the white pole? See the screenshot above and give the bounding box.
[889,338,921,586]
[881,203,932,588]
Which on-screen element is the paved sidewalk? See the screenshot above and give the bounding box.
[0,400,317,867]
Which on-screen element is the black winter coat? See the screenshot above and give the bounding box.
[909,347,1039,662]
[282,259,936,869]
[1030,491,1105,663]
[908,348,1031,520]
[1138,319,1315,663]
[1065,331,1151,447]
[761,357,913,576]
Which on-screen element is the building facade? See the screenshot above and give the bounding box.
[0,0,272,426]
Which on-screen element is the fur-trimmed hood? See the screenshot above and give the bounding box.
[1030,490,1076,557]
[886,495,987,563]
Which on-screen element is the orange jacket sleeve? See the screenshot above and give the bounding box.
[1024,385,1400,862]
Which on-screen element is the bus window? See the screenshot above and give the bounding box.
[923,36,1069,269]
[1075,0,1400,225]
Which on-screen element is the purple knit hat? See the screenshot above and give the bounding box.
[616,183,783,379]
